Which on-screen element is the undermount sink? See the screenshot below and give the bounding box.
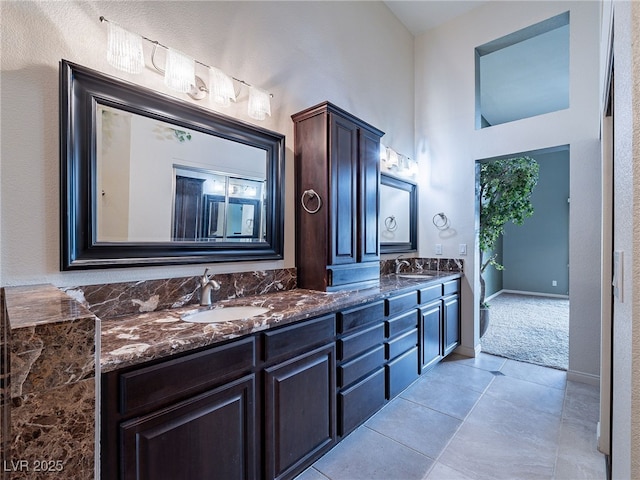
[181,306,270,323]
[396,274,435,280]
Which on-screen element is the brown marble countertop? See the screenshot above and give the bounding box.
[100,272,462,373]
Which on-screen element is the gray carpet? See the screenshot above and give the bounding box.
[480,292,569,370]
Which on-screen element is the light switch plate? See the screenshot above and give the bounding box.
[613,250,623,302]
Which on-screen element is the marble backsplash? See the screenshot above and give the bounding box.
[380,257,464,275]
[62,261,461,321]
[63,268,297,320]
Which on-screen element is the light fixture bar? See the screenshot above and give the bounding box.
[99,16,273,99]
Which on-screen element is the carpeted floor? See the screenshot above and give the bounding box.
[480,292,569,370]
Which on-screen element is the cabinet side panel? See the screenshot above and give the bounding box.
[294,114,329,290]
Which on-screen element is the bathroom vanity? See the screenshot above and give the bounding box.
[98,272,461,480]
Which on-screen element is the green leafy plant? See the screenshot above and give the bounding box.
[479,156,539,308]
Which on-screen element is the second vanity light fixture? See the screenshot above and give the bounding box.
[380,144,418,179]
[101,16,272,121]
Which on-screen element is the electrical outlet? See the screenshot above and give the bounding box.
[435,244,443,255]
[552,280,557,287]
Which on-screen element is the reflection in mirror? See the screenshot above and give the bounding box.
[96,104,267,243]
[172,165,265,241]
[380,174,417,254]
[60,60,284,269]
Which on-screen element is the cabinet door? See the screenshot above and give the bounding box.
[265,344,336,480]
[443,294,460,356]
[358,128,380,263]
[120,375,255,480]
[329,113,358,266]
[420,302,442,372]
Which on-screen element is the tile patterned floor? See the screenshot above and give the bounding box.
[295,353,606,480]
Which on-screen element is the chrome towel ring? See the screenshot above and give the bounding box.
[301,189,322,214]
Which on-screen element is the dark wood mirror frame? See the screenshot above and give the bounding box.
[380,174,417,254]
[60,60,285,270]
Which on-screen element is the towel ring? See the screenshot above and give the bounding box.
[301,189,322,214]
[432,212,449,230]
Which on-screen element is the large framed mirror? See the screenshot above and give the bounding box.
[380,174,417,254]
[60,60,284,270]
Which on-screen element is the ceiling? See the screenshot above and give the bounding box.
[384,1,569,128]
[384,1,488,36]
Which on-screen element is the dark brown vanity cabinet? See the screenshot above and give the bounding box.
[101,277,461,480]
[292,102,384,291]
[101,337,257,480]
[262,314,337,480]
[418,279,461,372]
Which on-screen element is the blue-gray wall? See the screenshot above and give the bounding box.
[502,148,570,295]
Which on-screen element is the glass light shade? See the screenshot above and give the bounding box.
[106,22,144,74]
[209,67,236,106]
[164,48,195,93]
[248,86,271,120]
[387,148,399,168]
[380,144,388,162]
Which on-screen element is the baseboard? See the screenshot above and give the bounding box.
[485,289,504,303]
[500,289,570,299]
[455,343,482,358]
[567,369,600,386]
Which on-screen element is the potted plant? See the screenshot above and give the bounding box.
[478,156,539,336]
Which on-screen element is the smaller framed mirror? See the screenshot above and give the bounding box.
[380,174,417,253]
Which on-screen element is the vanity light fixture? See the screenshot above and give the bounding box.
[380,145,419,179]
[100,16,272,119]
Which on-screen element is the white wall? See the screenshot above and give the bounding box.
[414,1,602,378]
[0,1,414,287]
[607,1,640,477]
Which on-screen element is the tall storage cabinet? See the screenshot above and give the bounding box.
[292,102,384,291]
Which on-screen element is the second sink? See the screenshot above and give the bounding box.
[396,274,435,280]
[182,306,270,323]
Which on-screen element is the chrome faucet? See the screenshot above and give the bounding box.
[199,268,221,306]
[395,255,410,274]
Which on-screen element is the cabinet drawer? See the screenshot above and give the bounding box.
[386,309,418,338]
[418,284,443,305]
[338,323,385,361]
[386,347,419,399]
[338,367,386,436]
[119,337,255,415]
[385,291,418,317]
[386,328,418,360]
[337,301,385,334]
[443,279,460,295]
[337,345,385,388]
[263,314,335,363]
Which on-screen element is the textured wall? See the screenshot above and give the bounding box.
[414,1,602,374]
[0,1,414,287]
